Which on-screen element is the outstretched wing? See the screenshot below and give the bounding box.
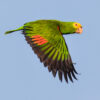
[23,25,78,83]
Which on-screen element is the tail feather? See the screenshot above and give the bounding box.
[5,26,24,34]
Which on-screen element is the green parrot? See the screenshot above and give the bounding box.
[5,20,83,83]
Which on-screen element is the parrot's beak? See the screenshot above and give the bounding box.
[76,27,83,34]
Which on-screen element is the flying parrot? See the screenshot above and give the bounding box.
[5,20,83,83]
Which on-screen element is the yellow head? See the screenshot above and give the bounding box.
[73,22,83,34]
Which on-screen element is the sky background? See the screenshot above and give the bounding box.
[0,0,100,100]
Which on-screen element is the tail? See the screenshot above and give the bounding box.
[5,26,24,35]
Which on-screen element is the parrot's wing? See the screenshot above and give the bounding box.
[24,29,78,83]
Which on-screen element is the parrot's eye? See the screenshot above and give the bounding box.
[75,23,78,26]
[73,23,79,28]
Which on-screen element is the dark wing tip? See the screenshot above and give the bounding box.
[58,70,63,82]
[57,55,78,83]
[48,56,78,83]
[64,72,68,83]
[52,69,57,77]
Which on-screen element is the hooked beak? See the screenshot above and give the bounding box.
[76,27,83,34]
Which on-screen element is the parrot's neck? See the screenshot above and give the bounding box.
[59,22,76,34]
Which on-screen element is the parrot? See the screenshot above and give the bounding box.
[5,20,83,83]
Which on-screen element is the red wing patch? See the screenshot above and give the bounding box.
[32,35,48,45]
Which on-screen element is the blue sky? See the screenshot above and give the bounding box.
[0,0,100,100]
